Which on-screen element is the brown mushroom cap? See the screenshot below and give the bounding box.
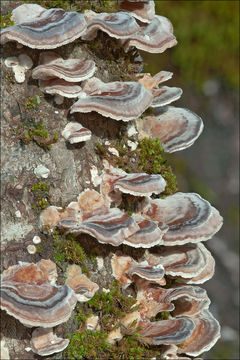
[138,317,195,345]
[119,0,155,23]
[1,8,87,49]
[141,192,223,245]
[30,327,69,356]
[178,309,221,356]
[123,15,177,53]
[137,106,204,153]
[70,77,153,121]
[138,70,173,91]
[32,51,96,82]
[0,260,77,327]
[83,11,140,40]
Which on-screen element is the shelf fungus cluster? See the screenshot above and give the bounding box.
[1,1,223,359]
[0,259,99,356]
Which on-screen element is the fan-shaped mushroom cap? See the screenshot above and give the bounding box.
[141,192,223,245]
[123,214,166,248]
[11,4,46,24]
[1,8,87,49]
[120,0,155,23]
[147,243,215,283]
[32,52,96,82]
[70,77,153,121]
[151,86,183,107]
[137,106,203,153]
[82,11,140,40]
[39,79,82,98]
[62,122,92,143]
[39,206,63,232]
[114,173,166,196]
[30,328,69,356]
[123,15,177,53]
[160,344,196,360]
[65,265,99,302]
[77,189,108,220]
[0,260,77,327]
[138,317,195,345]
[111,254,165,288]
[68,208,139,246]
[178,310,221,357]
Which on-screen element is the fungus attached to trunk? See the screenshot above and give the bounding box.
[30,327,69,356]
[62,122,92,144]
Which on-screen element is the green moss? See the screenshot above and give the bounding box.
[31,182,50,210]
[1,13,14,28]
[26,95,41,110]
[20,119,58,149]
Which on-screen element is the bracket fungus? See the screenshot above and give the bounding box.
[0,7,87,49]
[141,192,223,245]
[30,327,69,356]
[82,11,140,40]
[70,77,153,121]
[0,260,77,327]
[119,0,155,23]
[62,122,92,143]
[32,51,96,82]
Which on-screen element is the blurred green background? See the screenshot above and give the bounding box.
[141,1,239,359]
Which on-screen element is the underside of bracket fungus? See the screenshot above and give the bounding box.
[0,6,87,49]
[32,52,96,82]
[39,79,83,98]
[123,15,177,53]
[0,260,77,327]
[30,328,69,356]
[141,192,223,245]
[65,264,99,302]
[70,77,153,121]
[120,0,155,23]
[62,122,92,143]
[82,11,140,40]
[137,106,204,153]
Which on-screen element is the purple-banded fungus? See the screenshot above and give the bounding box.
[67,208,139,246]
[62,122,92,144]
[39,78,83,98]
[178,309,221,357]
[0,7,87,49]
[82,11,140,41]
[138,70,173,91]
[30,327,69,356]
[160,344,200,360]
[123,15,177,53]
[151,86,183,108]
[65,265,99,302]
[137,106,204,153]
[141,192,223,245]
[77,189,108,220]
[138,317,195,345]
[11,4,46,24]
[147,243,215,283]
[123,214,166,248]
[119,0,155,23]
[0,260,77,327]
[70,77,153,121]
[32,52,96,82]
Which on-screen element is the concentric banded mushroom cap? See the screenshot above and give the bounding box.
[62,122,92,143]
[11,4,46,24]
[82,11,140,40]
[1,8,87,49]
[70,77,153,121]
[39,79,82,98]
[30,328,69,356]
[123,15,177,53]
[137,106,204,153]
[138,317,195,345]
[151,86,183,107]
[178,309,221,356]
[123,214,166,248]
[68,208,139,246]
[119,0,155,23]
[142,192,222,245]
[0,260,77,327]
[147,243,215,283]
[32,52,96,82]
